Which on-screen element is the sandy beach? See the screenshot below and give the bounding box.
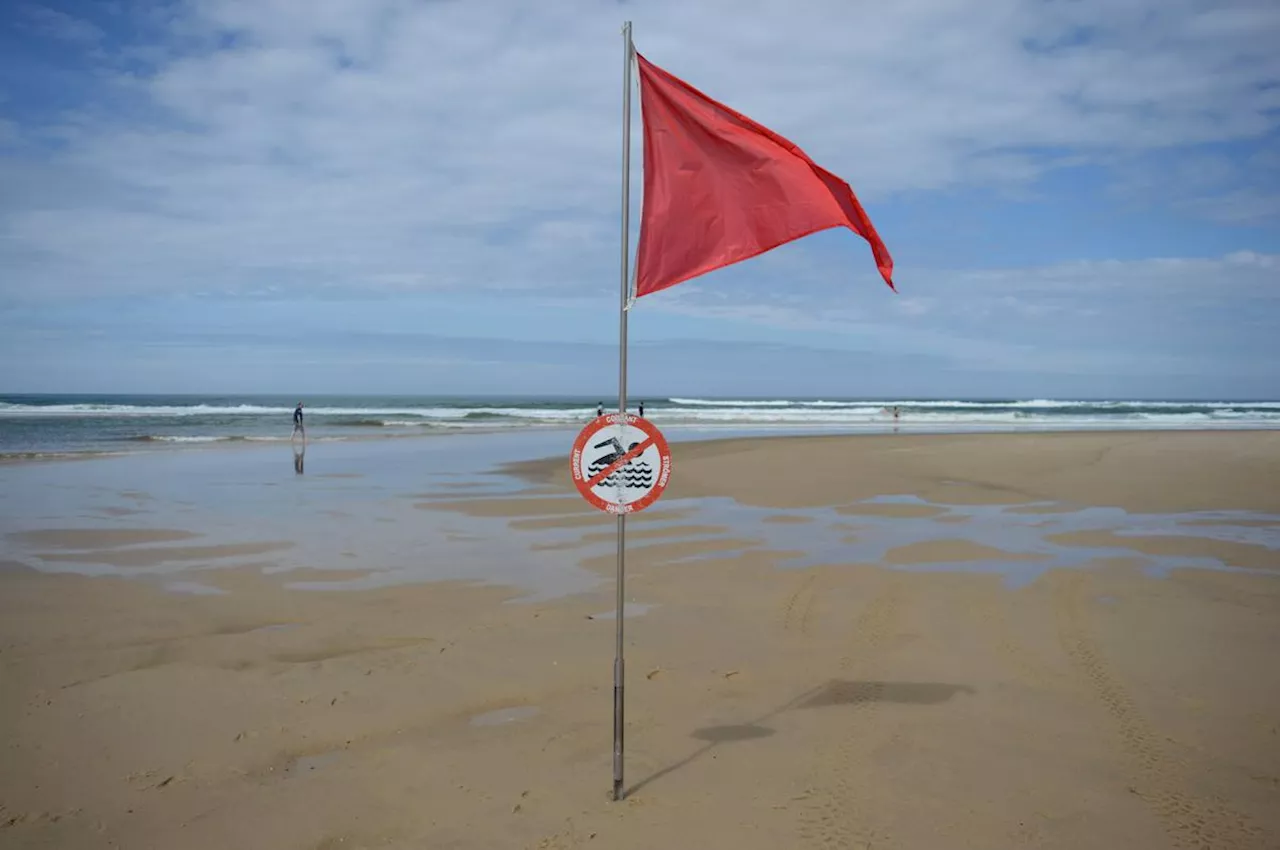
[2,430,1279,849]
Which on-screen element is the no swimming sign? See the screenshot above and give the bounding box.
[570,413,672,515]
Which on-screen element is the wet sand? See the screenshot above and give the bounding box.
[2,430,1279,849]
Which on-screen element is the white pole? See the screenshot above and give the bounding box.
[612,19,634,803]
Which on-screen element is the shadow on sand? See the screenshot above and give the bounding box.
[627,679,974,797]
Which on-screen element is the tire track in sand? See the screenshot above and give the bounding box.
[967,581,1068,697]
[1053,572,1271,849]
[780,572,820,637]
[795,575,907,849]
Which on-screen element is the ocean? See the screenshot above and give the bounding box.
[2,394,1279,460]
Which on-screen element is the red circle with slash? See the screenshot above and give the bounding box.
[570,413,672,515]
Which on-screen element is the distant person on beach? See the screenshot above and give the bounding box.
[597,402,604,417]
[893,406,900,422]
[639,401,645,417]
[292,402,305,439]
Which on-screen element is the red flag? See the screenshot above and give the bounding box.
[633,51,895,299]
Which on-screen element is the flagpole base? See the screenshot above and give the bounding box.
[611,656,625,801]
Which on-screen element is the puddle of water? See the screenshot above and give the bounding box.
[164,581,227,596]
[5,431,1278,600]
[588,602,653,620]
[174,494,1280,596]
[470,706,540,727]
[571,497,1280,590]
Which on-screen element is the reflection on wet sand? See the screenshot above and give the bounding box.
[419,492,1280,590]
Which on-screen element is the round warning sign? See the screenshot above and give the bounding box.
[571,413,672,515]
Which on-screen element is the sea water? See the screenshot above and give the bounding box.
[3,393,1278,459]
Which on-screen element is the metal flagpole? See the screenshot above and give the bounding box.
[612,19,634,803]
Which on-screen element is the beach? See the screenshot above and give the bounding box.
[2,429,1279,849]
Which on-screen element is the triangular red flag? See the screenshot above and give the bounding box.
[633,51,895,299]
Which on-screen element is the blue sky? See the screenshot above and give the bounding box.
[1,0,1278,398]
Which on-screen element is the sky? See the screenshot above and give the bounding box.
[1,0,1278,399]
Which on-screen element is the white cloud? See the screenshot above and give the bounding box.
[650,250,1280,313]
[635,251,1280,376]
[1109,146,1280,224]
[1,0,1278,301]
[940,252,1280,297]
[18,4,104,44]
[1182,189,1280,225]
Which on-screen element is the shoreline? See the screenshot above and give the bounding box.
[5,420,1280,467]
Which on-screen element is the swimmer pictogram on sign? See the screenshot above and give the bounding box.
[571,413,672,514]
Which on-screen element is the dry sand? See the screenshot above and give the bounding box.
[2,430,1279,849]
[507,428,1280,513]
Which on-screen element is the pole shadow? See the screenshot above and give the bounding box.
[625,679,973,798]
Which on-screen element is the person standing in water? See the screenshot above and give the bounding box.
[597,402,604,417]
[638,401,645,417]
[292,402,305,439]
